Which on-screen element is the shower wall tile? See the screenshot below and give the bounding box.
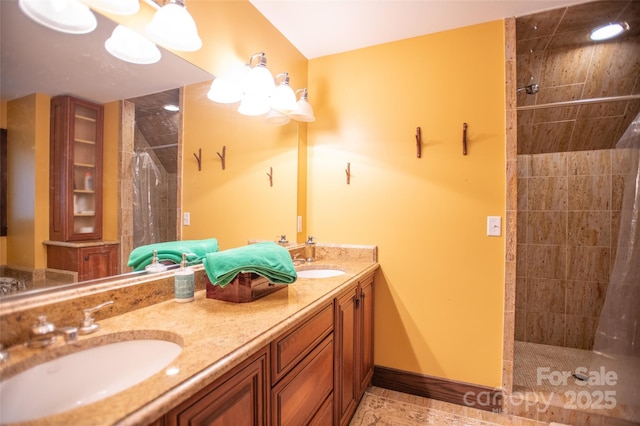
[569,116,625,151]
[517,149,618,350]
[527,245,566,279]
[517,177,528,213]
[528,177,567,210]
[526,311,565,346]
[567,211,610,247]
[568,150,611,176]
[516,277,527,310]
[516,243,528,276]
[526,278,566,314]
[515,310,526,341]
[568,175,611,210]
[567,246,610,282]
[566,280,608,318]
[565,315,598,350]
[530,152,567,176]
[527,211,566,245]
[540,45,593,88]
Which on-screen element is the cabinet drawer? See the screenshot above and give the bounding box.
[271,335,334,426]
[271,302,333,383]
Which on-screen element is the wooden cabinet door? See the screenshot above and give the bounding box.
[271,335,333,426]
[357,275,375,398]
[335,285,358,426]
[166,348,268,426]
[78,245,118,281]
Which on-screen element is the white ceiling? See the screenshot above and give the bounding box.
[249,0,592,59]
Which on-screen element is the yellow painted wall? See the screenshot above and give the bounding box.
[6,94,50,270]
[176,1,308,248]
[307,21,506,387]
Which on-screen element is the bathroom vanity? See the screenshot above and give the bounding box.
[0,244,378,425]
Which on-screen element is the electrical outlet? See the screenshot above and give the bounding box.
[183,212,190,226]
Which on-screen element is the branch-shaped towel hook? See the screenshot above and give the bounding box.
[217,146,226,170]
[416,127,422,158]
[462,123,468,156]
[345,162,351,184]
[193,148,202,171]
[267,167,273,187]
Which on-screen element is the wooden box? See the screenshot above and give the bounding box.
[206,272,287,303]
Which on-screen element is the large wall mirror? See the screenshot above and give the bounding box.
[0,0,301,299]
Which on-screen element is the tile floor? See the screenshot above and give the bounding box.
[350,386,551,426]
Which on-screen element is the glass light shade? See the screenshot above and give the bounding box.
[590,22,629,41]
[19,0,97,34]
[271,83,297,112]
[289,99,315,122]
[243,65,275,97]
[146,1,202,52]
[105,25,161,64]
[207,77,243,104]
[238,95,271,116]
[265,109,291,126]
[83,0,139,15]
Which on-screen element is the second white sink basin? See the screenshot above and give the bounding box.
[0,338,182,423]
[297,269,345,279]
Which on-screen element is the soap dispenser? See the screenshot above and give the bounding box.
[145,250,167,273]
[305,236,316,262]
[174,253,194,303]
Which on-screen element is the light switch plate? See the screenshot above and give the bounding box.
[183,212,190,226]
[487,216,501,236]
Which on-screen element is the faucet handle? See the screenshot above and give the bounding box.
[79,301,114,335]
[31,316,56,336]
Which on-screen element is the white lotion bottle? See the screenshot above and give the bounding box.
[174,253,194,303]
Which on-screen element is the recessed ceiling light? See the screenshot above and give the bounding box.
[163,104,180,112]
[590,22,629,41]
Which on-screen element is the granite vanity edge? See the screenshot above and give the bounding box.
[119,263,379,425]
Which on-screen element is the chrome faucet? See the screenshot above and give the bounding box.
[79,301,114,335]
[292,254,306,266]
[28,316,78,348]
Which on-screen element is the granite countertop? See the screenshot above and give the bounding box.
[0,247,378,426]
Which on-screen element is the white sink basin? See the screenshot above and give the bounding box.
[297,269,345,279]
[0,339,182,423]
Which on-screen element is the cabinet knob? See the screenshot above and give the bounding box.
[84,255,89,261]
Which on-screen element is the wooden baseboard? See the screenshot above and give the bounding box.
[372,365,502,413]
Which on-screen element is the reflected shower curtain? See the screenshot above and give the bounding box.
[591,112,640,419]
[133,152,162,248]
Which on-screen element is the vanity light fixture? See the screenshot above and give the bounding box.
[243,52,276,97]
[105,25,161,64]
[18,0,97,34]
[590,22,629,41]
[271,72,298,112]
[146,0,202,52]
[288,88,316,122]
[82,0,140,15]
[207,53,314,124]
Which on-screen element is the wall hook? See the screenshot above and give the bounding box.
[217,146,226,170]
[462,123,468,156]
[415,127,422,158]
[345,162,351,184]
[193,148,202,171]
[267,167,273,187]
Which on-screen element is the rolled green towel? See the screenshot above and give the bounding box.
[128,238,219,271]
[203,242,297,288]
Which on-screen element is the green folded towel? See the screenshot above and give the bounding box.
[203,242,297,288]
[128,238,219,271]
